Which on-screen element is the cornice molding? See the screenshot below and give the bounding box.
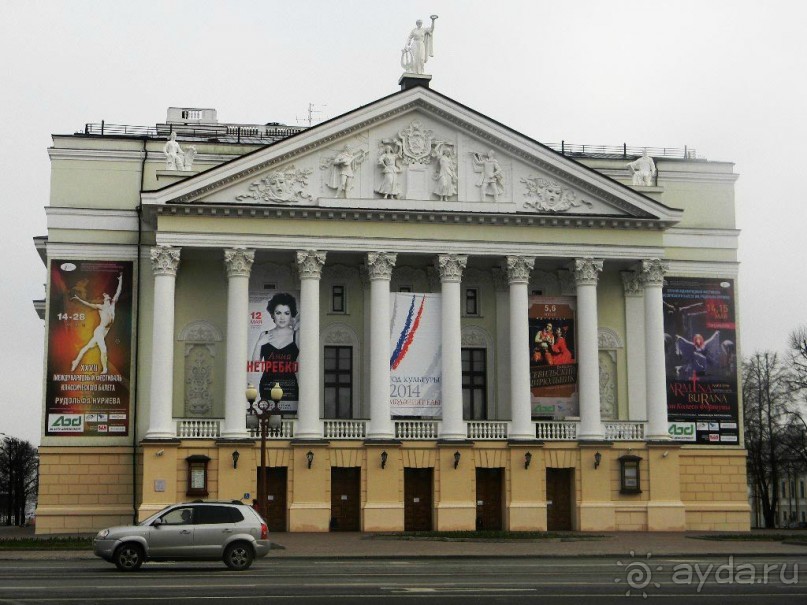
[45,243,139,260]
[151,203,674,231]
[665,260,740,278]
[46,207,139,232]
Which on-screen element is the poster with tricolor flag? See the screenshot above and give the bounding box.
[389,292,442,416]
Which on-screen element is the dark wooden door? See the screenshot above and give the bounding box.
[265,467,287,532]
[330,467,361,531]
[546,468,573,531]
[475,468,503,531]
[404,468,433,531]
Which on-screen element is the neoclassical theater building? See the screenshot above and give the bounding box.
[34,73,749,534]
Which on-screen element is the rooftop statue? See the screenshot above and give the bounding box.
[401,15,437,75]
[163,132,186,171]
[627,150,657,186]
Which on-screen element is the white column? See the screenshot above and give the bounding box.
[506,256,535,440]
[492,269,511,420]
[366,252,397,439]
[622,271,647,421]
[295,250,326,439]
[145,246,180,439]
[572,258,604,441]
[437,254,467,440]
[221,248,255,439]
[642,259,670,440]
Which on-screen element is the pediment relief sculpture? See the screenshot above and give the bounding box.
[234,165,313,203]
[471,150,505,201]
[320,144,369,198]
[521,175,592,213]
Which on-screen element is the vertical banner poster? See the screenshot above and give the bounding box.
[663,277,739,445]
[46,260,133,436]
[247,290,301,413]
[389,292,442,416]
[529,296,578,418]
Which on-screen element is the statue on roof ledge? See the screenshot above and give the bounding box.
[627,149,657,187]
[401,15,437,75]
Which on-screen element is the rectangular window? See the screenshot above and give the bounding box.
[331,285,346,313]
[462,348,487,420]
[531,289,543,296]
[398,286,413,293]
[324,346,352,419]
[801,481,805,499]
[465,288,479,316]
[782,480,787,498]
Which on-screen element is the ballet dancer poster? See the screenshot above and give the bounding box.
[45,260,133,436]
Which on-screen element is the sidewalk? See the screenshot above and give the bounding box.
[1,525,806,560]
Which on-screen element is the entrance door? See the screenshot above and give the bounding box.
[330,467,361,531]
[546,468,574,530]
[404,468,433,531]
[265,467,287,532]
[475,468,503,531]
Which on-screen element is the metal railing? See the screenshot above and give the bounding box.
[79,121,305,144]
[395,420,439,440]
[467,421,509,440]
[545,141,700,160]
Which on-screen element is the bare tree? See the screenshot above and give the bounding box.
[788,325,807,393]
[0,436,38,526]
[743,352,791,528]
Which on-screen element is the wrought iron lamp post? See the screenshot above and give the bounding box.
[246,382,283,519]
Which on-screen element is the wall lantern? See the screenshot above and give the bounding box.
[453,451,461,469]
[232,450,240,469]
[594,451,602,469]
[618,454,642,494]
[306,450,314,469]
[524,451,532,470]
[381,450,388,469]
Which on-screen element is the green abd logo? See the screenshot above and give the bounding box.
[668,422,696,441]
[48,414,84,432]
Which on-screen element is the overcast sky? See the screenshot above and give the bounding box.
[1,0,803,445]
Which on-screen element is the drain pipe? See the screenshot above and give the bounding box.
[131,137,147,523]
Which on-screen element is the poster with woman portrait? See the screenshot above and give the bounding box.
[529,296,578,419]
[247,290,300,413]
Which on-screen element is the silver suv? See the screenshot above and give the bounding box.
[93,501,270,571]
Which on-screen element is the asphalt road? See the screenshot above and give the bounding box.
[0,556,805,604]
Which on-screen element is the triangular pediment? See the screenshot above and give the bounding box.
[142,87,682,226]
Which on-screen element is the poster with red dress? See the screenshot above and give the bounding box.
[529,296,578,418]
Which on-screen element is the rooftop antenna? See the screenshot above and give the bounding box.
[296,103,327,127]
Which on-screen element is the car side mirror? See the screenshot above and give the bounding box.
[152,517,164,527]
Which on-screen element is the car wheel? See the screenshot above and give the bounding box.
[223,542,254,570]
[113,543,144,571]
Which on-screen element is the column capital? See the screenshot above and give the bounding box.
[224,248,255,278]
[150,245,181,276]
[436,254,467,283]
[296,250,326,279]
[641,258,668,287]
[366,252,397,280]
[505,255,535,284]
[621,270,644,297]
[570,258,603,286]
